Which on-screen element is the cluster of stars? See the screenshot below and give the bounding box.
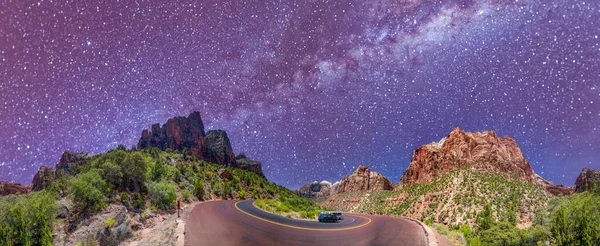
[0,0,598,189]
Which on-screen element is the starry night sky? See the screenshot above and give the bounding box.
[1,0,599,189]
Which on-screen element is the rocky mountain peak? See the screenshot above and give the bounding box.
[137,112,263,176]
[335,165,394,193]
[400,127,569,195]
[575,168,600,193]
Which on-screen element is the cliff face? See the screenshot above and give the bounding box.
[297,181,337,202]
[400,127,570,195]
[31,151,92,191]
[575,168,600,193]
[137,112,208,160]
[335,166,394,193]
[137,112,263,176]
[0,182,30,196]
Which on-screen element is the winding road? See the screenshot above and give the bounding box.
[184,200,427,246]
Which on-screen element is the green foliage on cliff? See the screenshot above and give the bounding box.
[0,190,57,245]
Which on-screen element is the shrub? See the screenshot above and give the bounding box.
[105,217,117,229]
[0,191,57,245]
[194,179,205,200]
[182,189,191,202]
[148,181,177,209]
[68,171,109,212]
[120,192,129,204]
[238,190,246,199]
[150,159,167,182]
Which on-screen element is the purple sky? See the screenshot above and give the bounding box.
[1,0,599,189]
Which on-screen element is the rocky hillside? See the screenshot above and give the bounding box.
[137,112,263,176]
[0,112,319,245]
[296,180,338,202]
[575,168,600,192]
[336,165,394,192]
[400,127,572,195]
[390,169,551,228]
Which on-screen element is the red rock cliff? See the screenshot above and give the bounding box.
[400,127,571,195]
[336,165,394,193]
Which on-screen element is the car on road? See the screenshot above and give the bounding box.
[331,211,343,220]
[318,211,338,223]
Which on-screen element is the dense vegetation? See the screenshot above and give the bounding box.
[255,196,323,219]
[0,147,318,244]
[451,185,600,245]
[386,169,551,227]
[0,191,57,245]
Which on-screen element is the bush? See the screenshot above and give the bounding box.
[182,189,191,202]
[238,190,246,199]
[0,191,57,245]
[105,217,117,229]
[69,171,109,211]
[120,192,129,204]
[148,181,177,209]
[194,179,205,200]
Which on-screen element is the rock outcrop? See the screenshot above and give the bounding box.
[0,181,31,196]
[137,112,263,176]
[30,151,92,191]
[218,169,233,181]
[297,181,338,201]
[32,166,56,191]
[574,168,600,193]
[137,112,208,160]
[399,126,571,195]
[56,151,92,176]
[232,154,264,177]
[205,130,236,165]
[335,166,394,193]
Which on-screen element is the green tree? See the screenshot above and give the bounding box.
[68,171,109,211]
[477,204,494,231]
[551,207,572,245]
[148,181,177,209]
[194,179,205,200]
[576,210,593,246]
[122,152,148,192]
[150,159,166,181]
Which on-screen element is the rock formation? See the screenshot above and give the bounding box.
[31,151,92,191]
[137,112,263,176]
[32,166,56,191]
[335,166,394,193]
[137,112,208,160]
[297,181,338,201]
[399,126,571,195]
[0,181,31,196]
[56,151,92,176]
[205,130,236,165]
[232,154,264,177]
[574,168,600,193]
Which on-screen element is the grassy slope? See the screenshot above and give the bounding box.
[322,169,552,228]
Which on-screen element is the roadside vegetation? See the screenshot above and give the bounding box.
[255,196,323,219]
[0,146,316,244]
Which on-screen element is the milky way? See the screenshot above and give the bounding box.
[1,0,599,189]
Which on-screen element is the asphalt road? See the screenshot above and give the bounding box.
[185,200,427,246]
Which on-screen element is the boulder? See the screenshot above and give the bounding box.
[218,169,233,181]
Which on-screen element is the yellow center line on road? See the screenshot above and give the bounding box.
[234,201,372,231]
